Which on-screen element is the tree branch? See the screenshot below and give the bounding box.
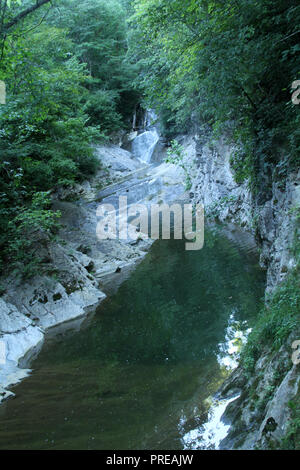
[1,0,52,34]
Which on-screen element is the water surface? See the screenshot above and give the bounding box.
[0,227,265,449]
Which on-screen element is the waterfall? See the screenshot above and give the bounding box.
[131,110,160,164]
[131,129,160,163]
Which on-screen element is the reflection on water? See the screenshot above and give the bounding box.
[217,313,252,370]
[0,227,265,450]
[181,312,250,450]
[181,393,240,450]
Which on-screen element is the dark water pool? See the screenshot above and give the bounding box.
[0,227,265,449]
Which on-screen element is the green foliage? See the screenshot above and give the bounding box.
[0,0,140,276]
[206,195,238,219]
[0,23,102,275]
[241,269,300,373]
[165,140,185,166]
[129,0,300,188]
[289,206,300,220]
[165,139,192,190]
[229,123,256,185]
[49,0,141,132]
[12,191,61,234]
[5,191,61,279]
[0,25,101,185]
[281,394,300,450]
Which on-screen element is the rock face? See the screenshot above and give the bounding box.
[217,332,300,450]
[0,230,107,403]
[96,145,143,175]
[0,298,44,402]
[180,131,300,449]
[180,133,300,295]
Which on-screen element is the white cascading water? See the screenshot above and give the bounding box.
[131,110,160,164]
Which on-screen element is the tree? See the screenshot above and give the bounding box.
[129,0,300,189]
[0,0,141,276]
[0,0,52,35]
[50,0,141,131]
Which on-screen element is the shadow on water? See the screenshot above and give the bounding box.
[0,226,265,450]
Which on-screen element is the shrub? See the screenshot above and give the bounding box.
[241,269,300,373]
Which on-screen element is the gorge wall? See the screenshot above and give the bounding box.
[179,130,300,449]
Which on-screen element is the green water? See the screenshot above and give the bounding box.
[0,227,265,450]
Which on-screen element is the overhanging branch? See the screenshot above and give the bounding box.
[1,0,52,34]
